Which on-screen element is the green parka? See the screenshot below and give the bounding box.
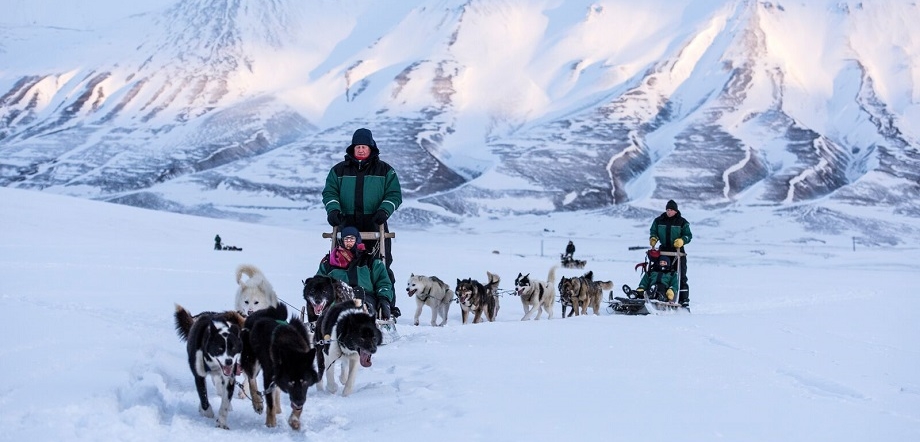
[317,250,394,304]
[322,139,402,232]
[650,209,692,252]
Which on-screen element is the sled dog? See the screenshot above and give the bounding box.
[235,264,279,317]
[559,271,613,316]
[316,300,383,396]
[173,305,245,429]
[406,273,453,326]
[302,275,355,326]
[484,271,501,318]
[514,266,557,320]
[456,274,498,324]
[241,304,318,430]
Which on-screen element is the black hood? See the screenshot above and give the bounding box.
[345,128,381,159]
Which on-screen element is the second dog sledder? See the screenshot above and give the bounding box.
[609,249,691,315]
[316,225,400,344]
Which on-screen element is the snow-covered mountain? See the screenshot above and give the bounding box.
[1,0,918,227]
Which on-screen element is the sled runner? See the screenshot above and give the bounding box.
[607,250,690,315]
[322,225,400,344]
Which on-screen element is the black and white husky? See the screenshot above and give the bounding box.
[514,266,557,320]
[316,300,382,396]
[173,305,245,429]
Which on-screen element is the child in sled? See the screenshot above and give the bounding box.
[635,254,680,303]
[317,226,396,320]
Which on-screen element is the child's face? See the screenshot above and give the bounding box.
[659,260,668,267]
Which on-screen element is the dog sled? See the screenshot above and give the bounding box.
[607,250,690,315]
[322,225,400,344]
[559,254,587,269]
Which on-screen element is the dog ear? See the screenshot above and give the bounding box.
[226,311,245,328]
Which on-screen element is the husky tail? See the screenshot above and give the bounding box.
[174,304,195,341]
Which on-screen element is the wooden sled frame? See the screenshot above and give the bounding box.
[323,225,396,261]
[321,225,400,344]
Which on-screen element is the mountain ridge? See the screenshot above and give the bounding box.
[1,0,917,227]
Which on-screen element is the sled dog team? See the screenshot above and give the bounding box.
[175,264,381,430]
[175,262,613,430]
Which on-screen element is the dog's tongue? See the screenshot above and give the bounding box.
[407,288,417,296]
[359,349,373,367]
[222,364,234,377]
[312,300,326,316]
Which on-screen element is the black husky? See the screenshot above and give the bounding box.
[173,305,245,429]
[241,304,319,430]
[302,274,354,326]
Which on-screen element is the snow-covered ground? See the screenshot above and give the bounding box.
[1,186,918,441]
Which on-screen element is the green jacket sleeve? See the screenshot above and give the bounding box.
[680,221,692,245]
[638,272,650,290]
[370,259,394,302]
[322,168,342,214]
[379,168,402,216]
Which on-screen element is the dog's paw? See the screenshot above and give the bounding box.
[251,399,264,414]
[325,383,338,395]
[199,406,215,419]
[288,415,301,430]
[414,320,420,326]
[215,419,229,430]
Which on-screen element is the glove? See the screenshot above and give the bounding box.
[650,237,658,248]
[327,209,344,227]
[673,238,684,248]
[666,288,675,302]
[372,209,388,226]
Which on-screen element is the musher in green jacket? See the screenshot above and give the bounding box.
[649,199,692,306]
[323,128,402,285]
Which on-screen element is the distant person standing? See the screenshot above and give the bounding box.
[214,234,222,250]
[649,200,692,306]
[322,128,402,285]
[564,240,575,260]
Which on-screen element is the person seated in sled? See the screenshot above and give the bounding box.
[563,240,575,261]
[635,255,680,303]
[317,226,395,320]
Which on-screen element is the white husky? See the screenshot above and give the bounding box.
[406,274,454,326]
[513,266,557,320]
[234,264,279,317]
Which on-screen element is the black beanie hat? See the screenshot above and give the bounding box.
[666,200,678,211]
[340,226,363,245]
[350,128,376,148]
